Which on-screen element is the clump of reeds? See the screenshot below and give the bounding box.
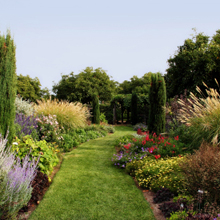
[34,99,90,130]
[177,79,220,145]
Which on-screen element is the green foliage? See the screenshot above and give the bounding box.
[92,93,100,124]
[0,31,16,143]
[60,125,110,152]
[104,125,115,133]
[15,95,35,116]
[133,123,148,131]
[131,92,138,125]
[148,72,166,134]
[12,135,59,176]
[165,29,220,99]
[61,133,78,152]
[168,123,194,152]
[17,74,42,103]
[53,67,117,103]
[127,156,186,194]
[169,210,189,220]
[100,103,113,124]
[118,72,152,95]
[99,112,108,124]
[114,134,136,147]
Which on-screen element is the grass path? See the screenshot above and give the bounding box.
[29,126,155,220]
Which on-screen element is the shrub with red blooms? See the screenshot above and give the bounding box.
[179,142,220,204]
[134,131,185,158]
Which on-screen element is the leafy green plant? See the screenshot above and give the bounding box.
[104,125,115,133]
[61,133,77,152]
[12,135,59,176]
[168,210,189,220]
[100,113,108,124]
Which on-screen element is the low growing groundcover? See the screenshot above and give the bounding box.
[29,126,155,220]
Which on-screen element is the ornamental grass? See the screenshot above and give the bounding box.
[34,99,90,130]
[177,80,220,148]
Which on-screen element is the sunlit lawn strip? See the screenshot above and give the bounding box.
[29,126,155,220]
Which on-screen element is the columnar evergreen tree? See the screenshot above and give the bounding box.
[148,73,166,134]
[0,31,16,143]
[92,93,100,124]
[131,92,138,125]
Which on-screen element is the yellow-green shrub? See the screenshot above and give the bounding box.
[129,156,186,194]
[35,99,90,130]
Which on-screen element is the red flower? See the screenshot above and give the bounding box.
[173,145,175,148]
[174,136,179,141]
[172,151,175,154]
[137,128,142,135]
[154,155,161,159]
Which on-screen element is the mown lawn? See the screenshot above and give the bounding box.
[29,126,155,220]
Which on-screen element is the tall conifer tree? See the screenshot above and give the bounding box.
[0,31,16,143]
[148,73,166,134]
[92,93,100,124]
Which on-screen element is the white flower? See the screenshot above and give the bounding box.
[12,142,18,145]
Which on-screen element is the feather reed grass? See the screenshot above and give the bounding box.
[177,80,220,146]
[34,99,90,130]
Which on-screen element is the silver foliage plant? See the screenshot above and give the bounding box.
[15,96,35,116]
[0,131,39,219]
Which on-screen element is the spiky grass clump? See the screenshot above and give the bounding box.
[178,80,220,147]
[34,99,90,130]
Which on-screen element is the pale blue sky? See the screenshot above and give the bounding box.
[1,0,220,92]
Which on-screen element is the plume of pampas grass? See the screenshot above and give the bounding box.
[35,99,90,130]
[177,79,220,145]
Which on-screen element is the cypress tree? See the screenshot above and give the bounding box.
[92,93,100,124]
[148,72,166,134]
[0,31,17,143]
[131,92,138,125]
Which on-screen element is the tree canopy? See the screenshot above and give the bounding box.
[117,72,152,95]
[52,67,117,103]
[17,74,41,102]
[165,29,220,99]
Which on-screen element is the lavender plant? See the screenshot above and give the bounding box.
[14,113,39,140]
[0,132,39,219]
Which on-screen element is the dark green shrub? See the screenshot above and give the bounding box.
[100,103,113,124]
[131,92,138,125]
[148,72,166,134]
[0,31,17,143]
